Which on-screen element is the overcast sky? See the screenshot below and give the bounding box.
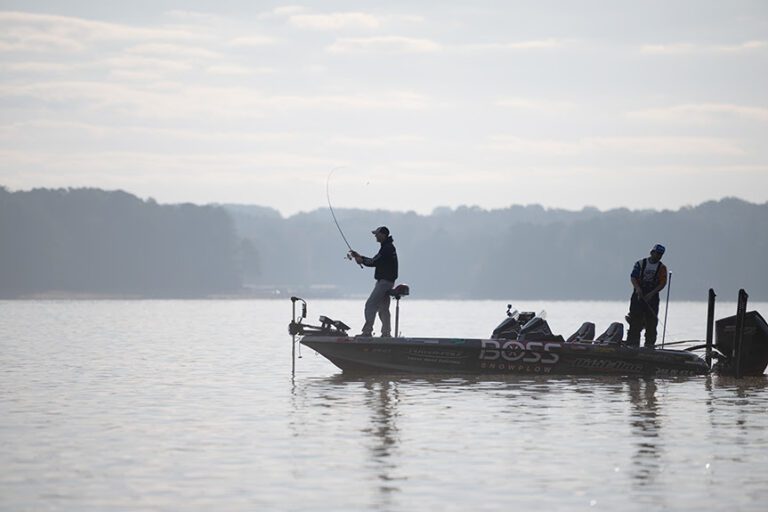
[1,1,766,215]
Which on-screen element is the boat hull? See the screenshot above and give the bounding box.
[300,335,710,376]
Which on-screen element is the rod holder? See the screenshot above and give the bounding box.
[705,288,716,368]
[734,289,749,378]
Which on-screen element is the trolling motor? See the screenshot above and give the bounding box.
[289,296,307,374]
[288,297,350,337]
[289,297,352,374]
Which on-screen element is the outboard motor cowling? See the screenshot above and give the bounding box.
[714,311,768,376]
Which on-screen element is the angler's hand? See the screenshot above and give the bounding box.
[348,250,361,263]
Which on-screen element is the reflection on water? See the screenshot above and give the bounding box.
[2,300,768,512]
[709,375,768,442]
[627,378,662,487]
[363,379,401,504]
[291,372,768,511]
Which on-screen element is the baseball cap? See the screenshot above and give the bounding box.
[652,243,666,255]
[371,226,390,236]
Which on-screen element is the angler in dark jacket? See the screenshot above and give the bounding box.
[350,226,398,337]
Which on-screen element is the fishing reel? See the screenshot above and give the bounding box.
[346,250,363,268]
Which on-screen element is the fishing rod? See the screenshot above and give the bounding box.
[326,167,362,268]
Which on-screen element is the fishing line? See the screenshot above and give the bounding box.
[326,167,362,267]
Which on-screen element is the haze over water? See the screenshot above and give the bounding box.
[1,299,767,511]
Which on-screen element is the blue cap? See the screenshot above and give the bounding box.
[652,243,666,255]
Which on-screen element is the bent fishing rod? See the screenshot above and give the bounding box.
[326,167,362,268]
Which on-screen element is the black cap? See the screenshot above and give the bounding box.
[371,226,390,236]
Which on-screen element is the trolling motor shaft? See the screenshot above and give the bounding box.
[289,296,307,374]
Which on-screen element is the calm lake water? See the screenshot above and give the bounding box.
[1,299,767,511]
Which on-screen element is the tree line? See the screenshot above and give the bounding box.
[1,186,766,300]
[228,198,768,301]
[0,187,244,298]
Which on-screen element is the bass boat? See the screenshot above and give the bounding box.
[288,287,768,377]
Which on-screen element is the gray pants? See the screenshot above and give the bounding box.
[362,279,394,336]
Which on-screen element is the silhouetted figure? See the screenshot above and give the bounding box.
[627,244,668,348]
[350,226,398,337]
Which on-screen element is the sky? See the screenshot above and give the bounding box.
[0,0,766,215]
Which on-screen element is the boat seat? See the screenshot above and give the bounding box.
[388,284,410,300]
[566,322,595,343]
[596,322,624,343]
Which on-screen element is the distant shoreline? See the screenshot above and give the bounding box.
[2,292,762,303]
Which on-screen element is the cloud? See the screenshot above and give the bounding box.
[496,97,579,113]
[1,61,95,73]
[0,120,298,149]
[640,40,768,55]
[0,30,85,52]
[105,55,196,74]
[164,10,224,23]
[329,135,426,147]
[485,135,746,156]
[270,6,306,18]
[288,12,381,31]
[205,64,273,76]
[628,103,768,123]
[228,35,277,47]
[461,39,566,52]
[0,81,431,119]
[0,149,340,180]
[124,43,220,60]
[0,11,206,54]
[327,36,441,54]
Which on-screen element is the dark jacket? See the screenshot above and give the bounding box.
[362,236,398,282]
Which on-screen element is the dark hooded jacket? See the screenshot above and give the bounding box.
[361,236,398,282]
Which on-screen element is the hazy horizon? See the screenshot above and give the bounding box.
[1,1,767,215]
[4,187,766,300]
[2,183,765,218]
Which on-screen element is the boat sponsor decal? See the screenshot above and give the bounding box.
[363,347,392,354]
[653,368,700,376]
[479,340,561,364]
[479,361,553,373]
[572,358,643,372]
[407,347,466,359]
[405,347,468,366]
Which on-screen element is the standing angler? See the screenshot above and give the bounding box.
[350,226,398,337]
[626,244,668,348]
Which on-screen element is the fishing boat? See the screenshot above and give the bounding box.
[288,288,768,377]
